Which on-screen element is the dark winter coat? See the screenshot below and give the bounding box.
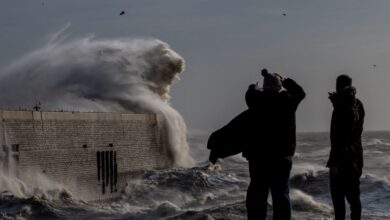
[207,109,254,162]
[327,87,365,176]
[242,78,305,160]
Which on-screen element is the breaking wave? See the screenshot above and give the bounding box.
[0,33,192,167]
[290,189,332,213]
[0,170,74,219]
[364,138,390,147]
[121,165,247,209]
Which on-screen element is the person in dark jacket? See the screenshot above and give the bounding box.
[244,69,305,220]
[327,74,365,220]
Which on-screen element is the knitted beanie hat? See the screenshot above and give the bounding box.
[262,69,282,92]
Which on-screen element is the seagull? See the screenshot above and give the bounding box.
[282,12,287,16]
[119,11,125,16]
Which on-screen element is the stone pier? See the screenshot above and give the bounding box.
[0,110,170,200]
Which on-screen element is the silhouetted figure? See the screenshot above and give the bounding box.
[119,11,125,16]
[208,68,305,220]
[244,69,305,220]
[327,74,365,220]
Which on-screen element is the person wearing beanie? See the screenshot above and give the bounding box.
[327,74,365,220]
[262,69,282,92]
[243,68,305,220]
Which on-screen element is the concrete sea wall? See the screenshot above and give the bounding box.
[0,110,170,200]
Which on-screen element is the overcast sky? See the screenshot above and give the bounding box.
[1,0,390,132]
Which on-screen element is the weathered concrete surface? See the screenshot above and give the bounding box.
[0,110,170,200]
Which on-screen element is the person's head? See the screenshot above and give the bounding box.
[262,69,282,92]
[336,74,352,92]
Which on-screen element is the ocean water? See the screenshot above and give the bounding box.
[1,131,389,220]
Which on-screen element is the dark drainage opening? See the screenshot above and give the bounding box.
[96,150,118,195]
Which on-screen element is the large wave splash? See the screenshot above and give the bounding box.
[0,36,193,167]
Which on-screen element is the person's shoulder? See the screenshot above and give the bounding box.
[356,98,365,113]
[356,98,364,107]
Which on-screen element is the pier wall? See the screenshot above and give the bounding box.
[0,110,170,200]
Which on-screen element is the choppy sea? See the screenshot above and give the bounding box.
[1,131,389,220]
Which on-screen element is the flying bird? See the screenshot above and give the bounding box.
[282,12,287,16]
[373,64,377,67]
[119,11,125,16]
